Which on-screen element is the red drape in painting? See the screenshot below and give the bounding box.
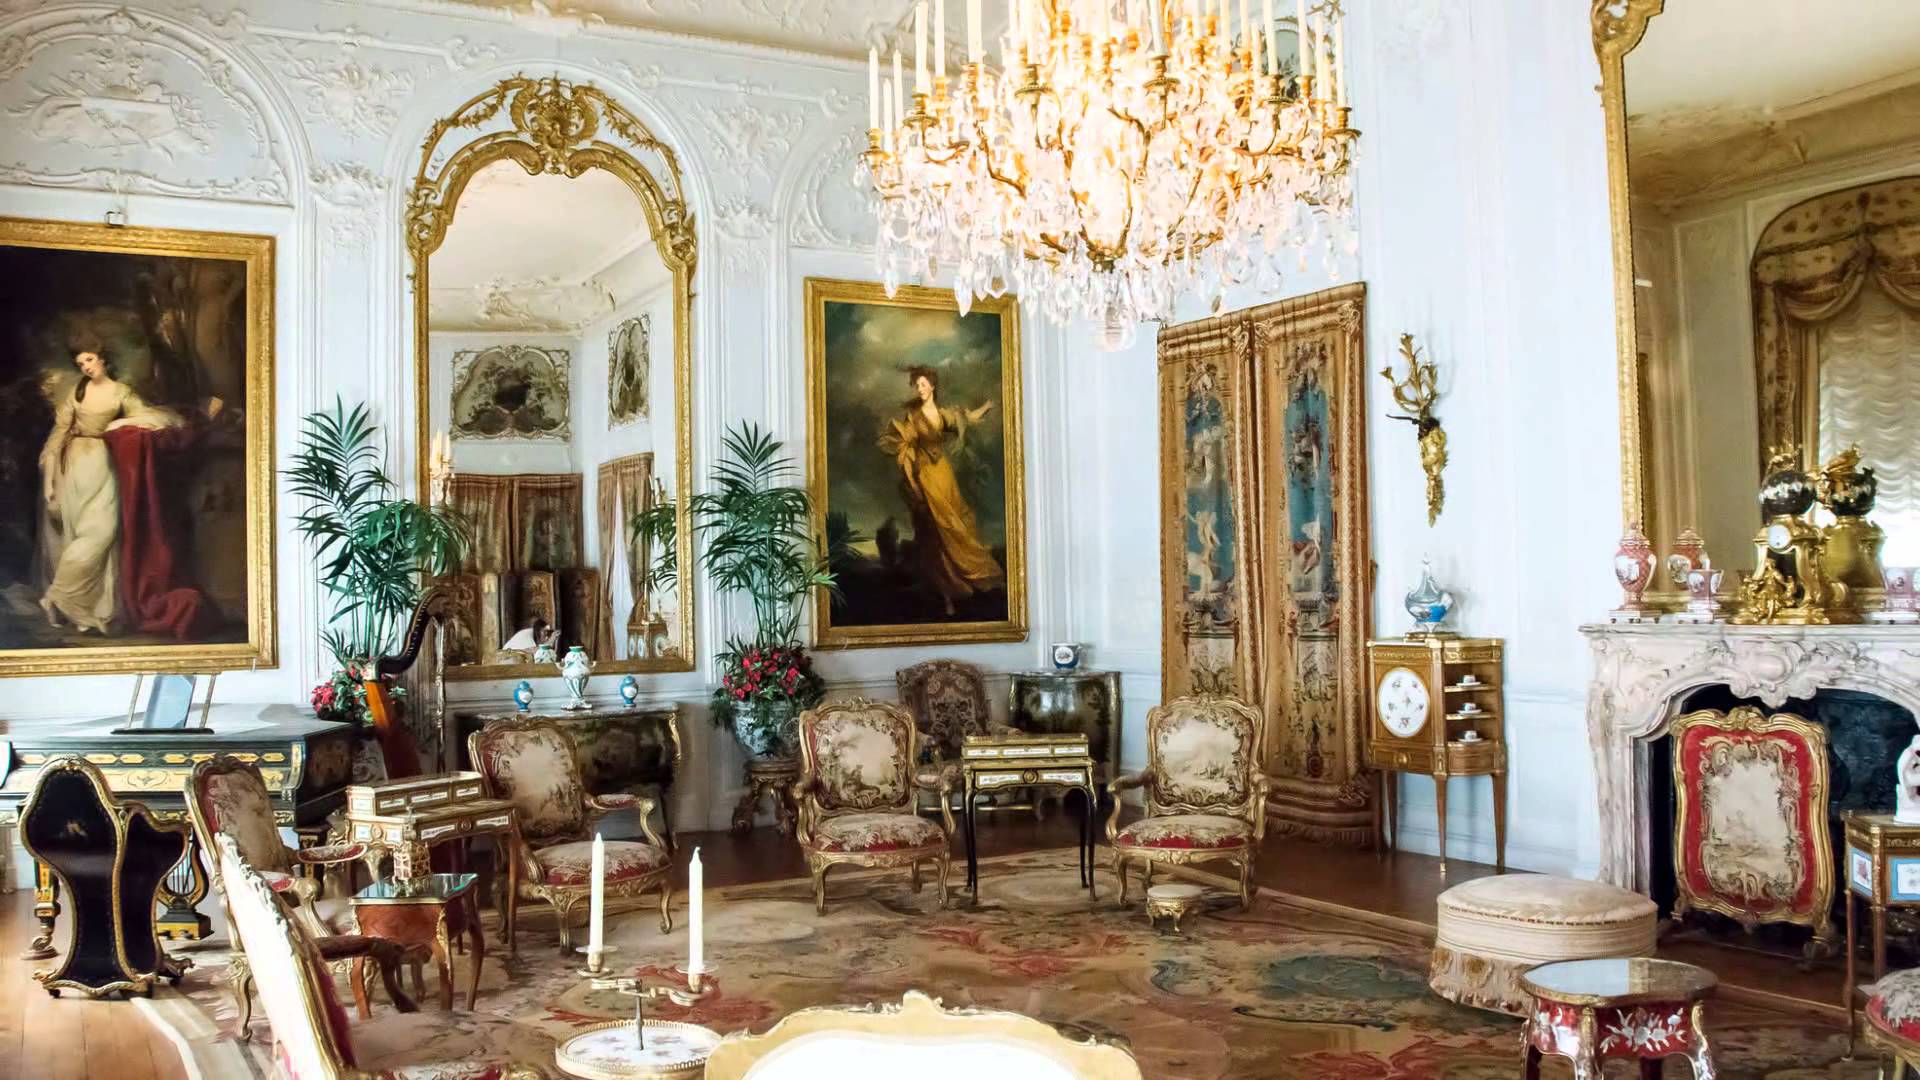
[103,425,216,640]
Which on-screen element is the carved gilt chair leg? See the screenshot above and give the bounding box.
[229,957,254,1041]
[936,853,950,909]
[1240,857,1255,911]
[1143,863,1155,890]
[1114,853,1130,906]
[813,865,829,915]
[910,860,922,893]
[555,896,577,954]
[658,884,675,934]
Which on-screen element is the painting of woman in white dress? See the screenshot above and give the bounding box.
[806,279,1026,647]
[0,219,275,675]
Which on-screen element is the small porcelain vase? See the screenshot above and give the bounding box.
[1403,560,1455,636]
[1611,523,1658,618]
[619,674,640,706]
[1898,735,1920,825]
[1666,528,1706,589]
[558,646,594,711]
[512,680,535,713]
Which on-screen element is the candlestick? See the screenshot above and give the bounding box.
[588,832,605,955]
[868,47,879,129]
[915,2,928,93]
[688,847,704,978]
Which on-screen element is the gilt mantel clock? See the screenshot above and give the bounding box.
[1364,636,1507,873]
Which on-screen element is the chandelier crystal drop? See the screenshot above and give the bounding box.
[859,0,1358,342]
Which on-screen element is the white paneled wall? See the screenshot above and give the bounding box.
[0,1,1626,879]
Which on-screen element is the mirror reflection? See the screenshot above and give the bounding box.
[1625,4,1920,572]
[425,160,683,672]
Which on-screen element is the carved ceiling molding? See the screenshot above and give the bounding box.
[0,5,292,203]
[416,0,913,61]
[1582,623,1920,892]
[429,276,616,332]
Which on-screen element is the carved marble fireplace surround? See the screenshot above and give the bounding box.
[1583,623,1920,894]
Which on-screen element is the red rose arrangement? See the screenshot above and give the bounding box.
[713,643,824,753]
[310,665,407,727]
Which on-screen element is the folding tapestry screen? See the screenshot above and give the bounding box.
[1158,282,1373,843]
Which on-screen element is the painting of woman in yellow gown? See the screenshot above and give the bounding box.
[807,279,1026,646]
[880,368,1006,616]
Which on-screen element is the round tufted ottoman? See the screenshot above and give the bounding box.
[1428,874,1658,1015]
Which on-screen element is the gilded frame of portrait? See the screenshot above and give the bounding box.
[805,278,1028,648]
[0,217,277,677]
[405,77,697,678]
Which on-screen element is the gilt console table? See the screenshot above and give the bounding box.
[458,704,681,845]
[0,704,355,958]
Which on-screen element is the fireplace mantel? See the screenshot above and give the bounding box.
[1581,622,1920,892]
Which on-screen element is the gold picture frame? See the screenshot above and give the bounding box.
[0,217,277,677]
[805,278,1028,648]
[404,77,697,678]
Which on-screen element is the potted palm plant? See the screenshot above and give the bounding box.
[287,399,469,727]
[635,422,844,760]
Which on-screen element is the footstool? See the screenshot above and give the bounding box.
[1429,874,1658,1015]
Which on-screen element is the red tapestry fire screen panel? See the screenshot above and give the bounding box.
[1669,705,1834,949]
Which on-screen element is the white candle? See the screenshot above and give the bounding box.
[1332,12,1346,106]
[1150,0,1164,51]
[915,2,929,93]
[935,0,946,79]
[1314,12,1327,96]
[1264,0,1276,74]
[869,47,880,128]
[588,832,605,954]
[968,0,983,62]
[1007,0,1022,64]
[1295,0,1307,77]
[893,49,905,112]
[882,81,896,150]
[687,847,705,976]
[1099,0,1111,43]
[1238,0,1248,61]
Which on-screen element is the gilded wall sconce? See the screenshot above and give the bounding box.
[1381,333,1447,526]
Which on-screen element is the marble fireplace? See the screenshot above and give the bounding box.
[1582,623,1920,894]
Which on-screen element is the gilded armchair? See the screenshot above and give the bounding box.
[896,659,1000,814]
[1106,695,1269,910]
[794,699,955,914]
[213,835,536,1080]
[187,755,411,1036]
[469,717,672,953]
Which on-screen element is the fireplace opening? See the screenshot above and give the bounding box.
[1644,686,1915,939]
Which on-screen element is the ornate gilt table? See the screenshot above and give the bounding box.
[338,773,516,883]
[1519,957,1718,1080]
[1843,812,1920,1040]
[350,872,485,1011]
[959,733,1097,896]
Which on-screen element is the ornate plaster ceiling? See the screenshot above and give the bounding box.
[428,160,670,332]
[418,0,923,59]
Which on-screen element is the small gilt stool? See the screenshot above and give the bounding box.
[1145,883,1206,932]
[1429,874,1658,1015]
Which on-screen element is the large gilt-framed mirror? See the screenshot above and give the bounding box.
[406,77,696,678]
[1598,2,1920,590]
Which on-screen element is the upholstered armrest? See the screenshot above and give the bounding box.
[587,792,644,813]
[1105,771,1149,842]
[294,842,367,866]
[912,764,959,835]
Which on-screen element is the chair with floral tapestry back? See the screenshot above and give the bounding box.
[469,716,672,953]
[1107,694,1269,910]
[186,755,416,1038]
[896,659,1000,815]
[794,698,955,914]
[213,834,534,1080]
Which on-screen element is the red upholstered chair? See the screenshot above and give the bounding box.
[1106,694,1268,910]
[794,699,955,914]
[187,756,396,1036]
[1669,706,1835,954]
[469,716,672,953]
[1863,968,1920,1075]
[213,834,532,1080]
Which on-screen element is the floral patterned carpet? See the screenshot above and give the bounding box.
[145,848,1868,1078]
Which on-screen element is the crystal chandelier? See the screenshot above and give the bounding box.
[860,0,1357,345]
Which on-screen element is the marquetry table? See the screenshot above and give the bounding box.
[350,872,485,1011]
[1519,957,1718,1079]
[958,733,1097,897]
[338,772,516,883]
[1843,812,1920,1043]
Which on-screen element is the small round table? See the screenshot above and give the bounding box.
[350,872,485,1012]
[555,1019,721,1079]
[730,757,799,835]
[1520,957,1718,1080]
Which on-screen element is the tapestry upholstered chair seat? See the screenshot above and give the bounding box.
[469,716,673,953]
[187,755,410,1037]
[795,699,955,914]
[1106,694,1268,910]
[1863,968,1920,1074]
[215,834,535,1080]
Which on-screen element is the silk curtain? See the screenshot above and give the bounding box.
[594,453,653,661]
[1751,176,1920,461]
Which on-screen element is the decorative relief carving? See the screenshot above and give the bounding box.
[691,97,808,185]
[789,125,873,251]
[252,33,417,138]
[311,162,387,250]
[713,197,774,240]
[0,6,289,202]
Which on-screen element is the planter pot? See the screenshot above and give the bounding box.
[731,699,800,762]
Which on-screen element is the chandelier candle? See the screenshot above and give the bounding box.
[861,0,1358,339]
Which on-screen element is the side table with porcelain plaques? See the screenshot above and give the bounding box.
[1364,636,1507,872]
